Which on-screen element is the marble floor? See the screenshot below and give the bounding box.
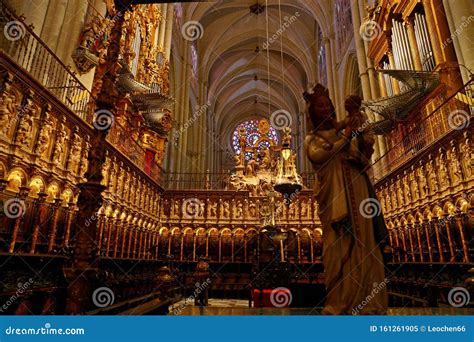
[172,299,474,316]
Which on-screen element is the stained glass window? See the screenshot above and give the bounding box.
[191,42,198,78]
[232,119,279,160]
[317,28,327,88]
[174,3,183,27]
[335,0,352,56]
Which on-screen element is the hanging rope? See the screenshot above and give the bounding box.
[265,0,271,116]
[278,0,285,100]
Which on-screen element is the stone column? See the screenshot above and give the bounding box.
[323,38,336,108]
[422,0,463,93]
[164,4,174,61]
[328,36,342,116]
[176,41,190,174]
[443,0,474,84]
[39,0,67,52]
[56,0,90,66]
[158,4,167,49]
[7,0,49,37]
[351,0,385,165]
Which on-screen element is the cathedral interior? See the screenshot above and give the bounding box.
[0,0,472,315]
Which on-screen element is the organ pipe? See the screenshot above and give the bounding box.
[415,14,429,70]
[399,21,414,69]
[392,20,405,69]
[415,13,435,71]
[414,18,427,69]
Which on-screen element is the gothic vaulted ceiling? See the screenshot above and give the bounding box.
[183,0,333,143]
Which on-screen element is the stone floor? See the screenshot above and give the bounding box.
[173,299,474,315]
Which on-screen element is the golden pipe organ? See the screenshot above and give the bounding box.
[366,1,473,251]
[364,0,473,306]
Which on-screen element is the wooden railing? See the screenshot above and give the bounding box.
[372,78,474,182]
[0,1,93,121]
[155,190,322,263]
[0,54,164,259]
[0,1,163,184]
[107,121,163,184]
[164,172,316,190]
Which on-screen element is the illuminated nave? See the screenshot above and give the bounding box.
[0,0,472,315]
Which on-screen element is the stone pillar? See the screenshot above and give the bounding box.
[328,36,342,116]
[351,0,385,165]
[7,0,49,37]
[358,0,381,100]
[164,4,174,61]
[39,0,67,52]
[176,41,190,174]
[323,38,336,109]
[422,0,463,93]
[443,0,474,84]
[158,4,167,49]
[56,0,90,66]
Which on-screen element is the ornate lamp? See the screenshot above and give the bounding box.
[273,127,302,201]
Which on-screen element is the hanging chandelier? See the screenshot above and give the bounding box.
[273,128,302,201]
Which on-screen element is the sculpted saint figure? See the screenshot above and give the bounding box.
[304,84,388,315]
